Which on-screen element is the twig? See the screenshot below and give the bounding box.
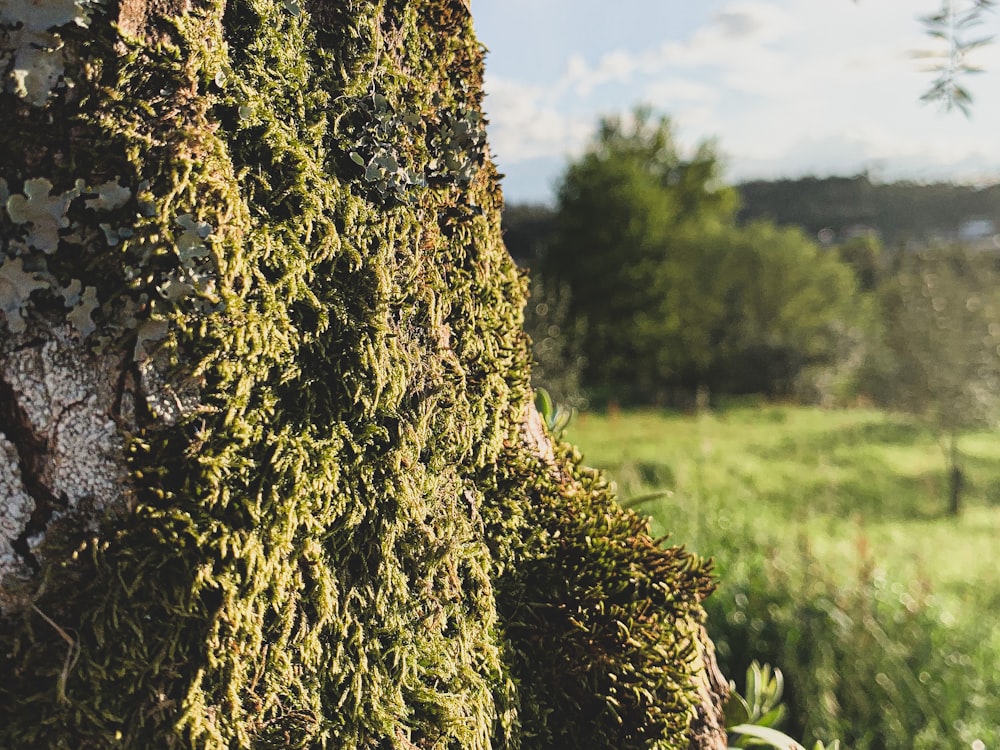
[32,604,81,704]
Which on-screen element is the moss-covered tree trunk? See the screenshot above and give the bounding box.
[0,1,726,747]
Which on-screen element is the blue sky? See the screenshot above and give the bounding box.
[470,1,1000,204]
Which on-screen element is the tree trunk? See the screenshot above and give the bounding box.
[947,432,963,516]
[0,1,726,747]
[948,466,963,516]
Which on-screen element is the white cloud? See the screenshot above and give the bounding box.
[710,1,794,41]
[483,74,593,164]
[643,78,720,105]
[549,2,797,99]
[557,49,638,96]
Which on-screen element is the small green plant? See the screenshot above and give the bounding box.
[726,661,840,750]
[533,386,574,438]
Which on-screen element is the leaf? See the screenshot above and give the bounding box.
[729,724,806,750]
[756,705,787,729]
[723,692,752,727]
[534,387,555,424]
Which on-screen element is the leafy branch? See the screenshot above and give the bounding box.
[915,0,996,114]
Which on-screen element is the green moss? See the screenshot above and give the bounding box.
[0,1,716,748]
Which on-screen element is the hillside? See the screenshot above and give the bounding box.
[503,174,1000,264]
[736,174,1000,246]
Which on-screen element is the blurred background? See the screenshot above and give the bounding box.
[474,2,1000,748]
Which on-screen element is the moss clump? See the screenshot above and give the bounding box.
[485,443,716,749]
[0,1,717,748]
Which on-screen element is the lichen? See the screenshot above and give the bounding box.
[0,434,34,584]
[85,178,131,212]
[0,0,98,106]
[0,257,47,333]
[6,177,79,254]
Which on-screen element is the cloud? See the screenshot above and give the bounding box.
[712,9,764,39]
[725,122,1000,184]
[643,78,720,105]
[483,74,593,164]
[558,49,639,97]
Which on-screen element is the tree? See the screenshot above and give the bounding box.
[541,109,738,403]
[877,245,1000,514]
[522,273,588,411]
[541,112,865,404]
[0,1,726,748]
[737,175,1000,248]
[712,223,861,398]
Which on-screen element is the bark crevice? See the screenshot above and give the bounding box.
[0,329,128,593]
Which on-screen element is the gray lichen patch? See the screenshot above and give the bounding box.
[0,257,48,334]
[0,0,98,106]
[0,435,34,581]
[0,325,127,593]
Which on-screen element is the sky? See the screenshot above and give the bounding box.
[470,0,1000,205]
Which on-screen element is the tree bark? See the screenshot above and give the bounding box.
[1,1,726,747]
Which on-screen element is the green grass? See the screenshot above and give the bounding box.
[566,404,1000,608]
[565,403,1000,748]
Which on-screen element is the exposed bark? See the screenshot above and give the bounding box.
[0,325,129,606]
[688,626,730,750]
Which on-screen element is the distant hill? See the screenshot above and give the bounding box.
[736,174,1000,247]
[502,174,1000,264]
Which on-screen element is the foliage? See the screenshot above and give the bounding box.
[501,203,556,266]
[834,235,881,292]
[540,108,738,403]
[567,405,1000,749]
[540,112,867,404]
[875,245,1000,513]
[725,661,788,735]
[725,660,842,749]
[709,544,997,750]
[710,222,861,398]
[533,386,574,438]
[0,3,717,749]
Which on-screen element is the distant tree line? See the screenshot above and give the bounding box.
[506,174,1000,266]
[737,175,1000,247]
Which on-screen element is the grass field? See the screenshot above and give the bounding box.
[564,403,1000,748]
